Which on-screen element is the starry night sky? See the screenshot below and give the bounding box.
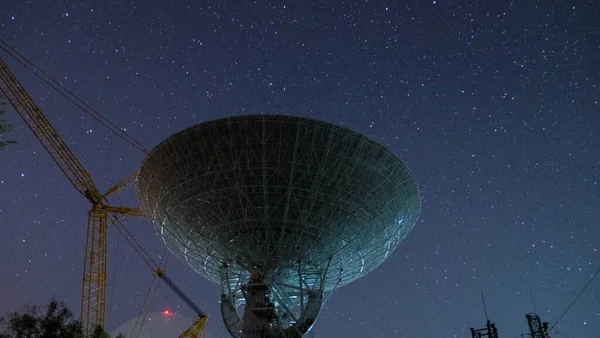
[1,1,599,337]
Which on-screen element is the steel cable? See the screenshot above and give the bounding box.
[0,39,148,153]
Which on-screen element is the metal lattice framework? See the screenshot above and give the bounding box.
[137,115,420,335]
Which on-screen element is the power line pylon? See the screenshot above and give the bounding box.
[470,320,499,338]
[522,313,550,338]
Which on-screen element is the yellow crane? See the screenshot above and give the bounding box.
[0,44,207,337]
[0,50,144,336]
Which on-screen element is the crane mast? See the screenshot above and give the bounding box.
[0,54,142,336]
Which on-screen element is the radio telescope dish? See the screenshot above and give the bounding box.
[137,115,420,337]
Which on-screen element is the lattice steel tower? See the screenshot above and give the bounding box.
[470,320,499,338]
[137,115,421,337]
[523,313,550,338]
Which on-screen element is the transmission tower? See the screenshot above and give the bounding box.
[522,313,550,338]
[470,320,499,338]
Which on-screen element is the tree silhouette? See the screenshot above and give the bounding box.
[0,298,123,338]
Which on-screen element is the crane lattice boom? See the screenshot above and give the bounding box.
[0,57,102,203]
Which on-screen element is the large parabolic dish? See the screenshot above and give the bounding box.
[137,115,420,337]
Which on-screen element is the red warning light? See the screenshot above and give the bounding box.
[162,309,173,317]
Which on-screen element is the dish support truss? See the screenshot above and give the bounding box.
[220,261,342,338]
